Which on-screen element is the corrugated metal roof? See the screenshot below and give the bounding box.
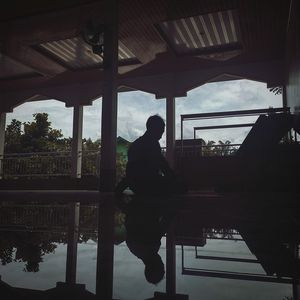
[38,37,137,69]
[158,9,241,60]
[0,0,290,88]
[0,54,38,79]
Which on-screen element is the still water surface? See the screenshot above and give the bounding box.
[0,202,295,299]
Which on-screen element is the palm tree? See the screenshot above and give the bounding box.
[217,140,232,156]
[202,140,216,156]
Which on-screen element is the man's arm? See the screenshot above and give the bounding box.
[159,154,176,178]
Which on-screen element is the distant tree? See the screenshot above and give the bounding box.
[83,138,100,151]
[217,140,233,156]
[4,113,128,178]
[5,119,22,153]
[201,139,236,156]
[0,234,14,265]
[21,113,65,152]
[5,113,70,153]
[202,140,216,156]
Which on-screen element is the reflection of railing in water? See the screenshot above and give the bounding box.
[180,232,297,285]
[0,150,100,178]
[0,204,99,231]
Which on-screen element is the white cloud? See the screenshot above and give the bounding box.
[6,100,74,137]
[5,79,282,146]
[175,79,282,144]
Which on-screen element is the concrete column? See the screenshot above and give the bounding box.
[71,104,83,178]
[282,85,287,108]
[166,222,176,297]
[69,105,82,285]
[65,202,80,284]
[293,244,300,300]
[0,113,6,179]
[98,1,118,191]
[293,279,300,300]
[96,0,118,299]
[166,96,176,168]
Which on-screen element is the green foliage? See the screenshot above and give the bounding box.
[202,139,237,156]
[116,152,127,183]
[5,113,69,153]
[83,138,100,151]
[4,113,129,178]
[5,119,22,153]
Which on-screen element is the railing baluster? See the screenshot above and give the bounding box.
[1,150,102,178]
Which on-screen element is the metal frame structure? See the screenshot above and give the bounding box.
[180,107,289,141]
[180,236,297,287]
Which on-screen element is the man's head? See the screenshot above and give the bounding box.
[144,253,165,284]
[146,115,165,140]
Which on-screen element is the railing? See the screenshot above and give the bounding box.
[0,150,100,179]
[179,107,290,157]
[175,143,241,157]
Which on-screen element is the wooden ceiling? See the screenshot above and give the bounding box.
[0,0,291,110]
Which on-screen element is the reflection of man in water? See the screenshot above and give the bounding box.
[121,115,187,284]
[125,200,166,284]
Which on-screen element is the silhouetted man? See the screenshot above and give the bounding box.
[115,115,187,284]
[126,114,183,196]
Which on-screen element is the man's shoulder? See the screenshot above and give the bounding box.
[129,134,161,154]
[130,136,143,148]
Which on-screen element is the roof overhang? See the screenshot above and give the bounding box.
[0,0,290,110]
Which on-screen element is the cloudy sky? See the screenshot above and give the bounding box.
[6,79,282,146]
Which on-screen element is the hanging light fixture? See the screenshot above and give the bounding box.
[82,20,105,57]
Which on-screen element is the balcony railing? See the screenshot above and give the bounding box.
[0,151,100,179]
[0,144,240,179]
[175,143,241,158]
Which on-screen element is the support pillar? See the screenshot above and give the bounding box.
[68,104,82,285]
[71,104,83,178]
[282,85,288,109]
[293,244,300,300]
[293,279,300,300]
[0,113,6,179]
[96,0,118,299]
[65,202,80,284]
[166,96,176,168]
[166,222,176,297]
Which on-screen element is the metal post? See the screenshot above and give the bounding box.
[0,113,6,179]
[293,244,300,300]
[166,96,175,168]
[166,222,176,297]
[71,104,83,178]
[96,0,118,299]
[65,202,80,284]
[282,85,288,108]
[293,279,300,300]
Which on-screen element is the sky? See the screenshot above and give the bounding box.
[5,79,282,147]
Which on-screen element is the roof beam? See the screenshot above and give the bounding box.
[0,59,284,110]
[119,59,285,98]
[2,45,67,77]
